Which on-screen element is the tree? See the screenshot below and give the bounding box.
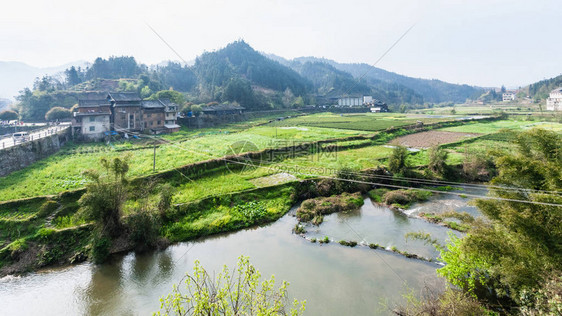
[0,110,18,120]
[190,104,202,117]
[428,145,448,176]
[438,128,562,309]
[45,106,71,121]
[388,145,410,174]
[148,90,187,106]
[79,157,130,238]
[64,66,82,87]
[156,256,306,315]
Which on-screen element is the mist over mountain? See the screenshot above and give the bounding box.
[0,61,86,100]
[268,54,483,104]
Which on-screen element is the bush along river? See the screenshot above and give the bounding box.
[0,188,481,315]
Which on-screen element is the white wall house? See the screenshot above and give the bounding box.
[502,92,516,101]
[338,96,363,106]
[546,87,562,111]
[80,114,111,139]
[363,96,373,104]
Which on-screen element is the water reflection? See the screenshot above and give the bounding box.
[0,201,456,316]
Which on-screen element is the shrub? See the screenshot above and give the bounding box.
[8,238,28,258]
[157,183,174,215]
[339,240,358,247]
[156,256,306,315]
[0,110,18,120]
[296,192,363,224]
[90,233,111,264]
[126,209,161,250]
[428,145,448,176]
[382,189,432,208]
[45,106,71,121]
[37,200,59,218]
[388,145,410,174]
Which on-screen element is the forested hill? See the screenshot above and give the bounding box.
[287,60,423,105]
[526,74,562,101]
[270,55,483,104]
[193,41,311,98]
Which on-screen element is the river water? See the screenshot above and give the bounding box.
[0,194,481,315]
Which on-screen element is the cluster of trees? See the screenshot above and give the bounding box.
[528,74,562,101]
[287,57,483,104]
[438,129,562,312]
[192,41,310,109]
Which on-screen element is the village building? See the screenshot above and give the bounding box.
[337,96,363,107]
[161,99,181,132]
[72,93,112,140]
[502,92,516,101]
[72,92,180,140]
[110,92,143,131]
[546,87,562,111]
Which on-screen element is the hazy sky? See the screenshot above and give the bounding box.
[2,0,561,87]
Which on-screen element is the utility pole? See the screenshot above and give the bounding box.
[153,145,156,172]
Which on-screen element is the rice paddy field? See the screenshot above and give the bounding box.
[268,112,451,131]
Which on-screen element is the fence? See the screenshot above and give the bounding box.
[0,125,69,150]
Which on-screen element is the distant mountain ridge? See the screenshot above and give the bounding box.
[0,60,86,100]
[267,54,483,104]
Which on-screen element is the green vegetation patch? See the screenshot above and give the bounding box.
[163,184,296,242]
[296,192,364,225]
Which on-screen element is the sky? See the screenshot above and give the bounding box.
[1,0,561,88]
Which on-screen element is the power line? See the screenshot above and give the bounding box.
[106,125,562,207]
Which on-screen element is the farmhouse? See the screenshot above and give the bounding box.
[502,92,516,101]
[72,92,179,139]
[546,87,562,111]
[72,94,112,140]
[337,96,363,107]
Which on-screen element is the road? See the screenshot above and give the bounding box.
[0,124,70,150]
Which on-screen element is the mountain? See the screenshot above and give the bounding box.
[526,74,562,101]
[193,41,311,97]
[269,54,482,104]
[285,59,423,105]
[0,61,86,100]
[0,98,12,112]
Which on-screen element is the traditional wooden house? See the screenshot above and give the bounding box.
[109,92,143,131]
[160,98,181,132]
[141,100,166,133]
[71,92,112,140]
[73,92,180,139]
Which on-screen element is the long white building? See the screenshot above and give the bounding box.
[546,87,562,111]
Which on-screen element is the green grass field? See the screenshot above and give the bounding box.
[3,113,560,202]
[441,119,562,133]
[268,112,451,131]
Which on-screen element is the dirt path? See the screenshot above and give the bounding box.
[390,131,481,148]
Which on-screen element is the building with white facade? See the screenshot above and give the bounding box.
[72,93,112,140]
[546,87,562,111]
[502,92,516,101]
[363,96,373,104]
[338,96,363,107]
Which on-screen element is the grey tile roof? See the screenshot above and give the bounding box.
[78,99,111,107]
[109,92,141,102]
[141,100,165,109]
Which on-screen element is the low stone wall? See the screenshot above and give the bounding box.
[0,128,70,177]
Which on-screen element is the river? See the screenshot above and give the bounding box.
[0,193,481,315]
